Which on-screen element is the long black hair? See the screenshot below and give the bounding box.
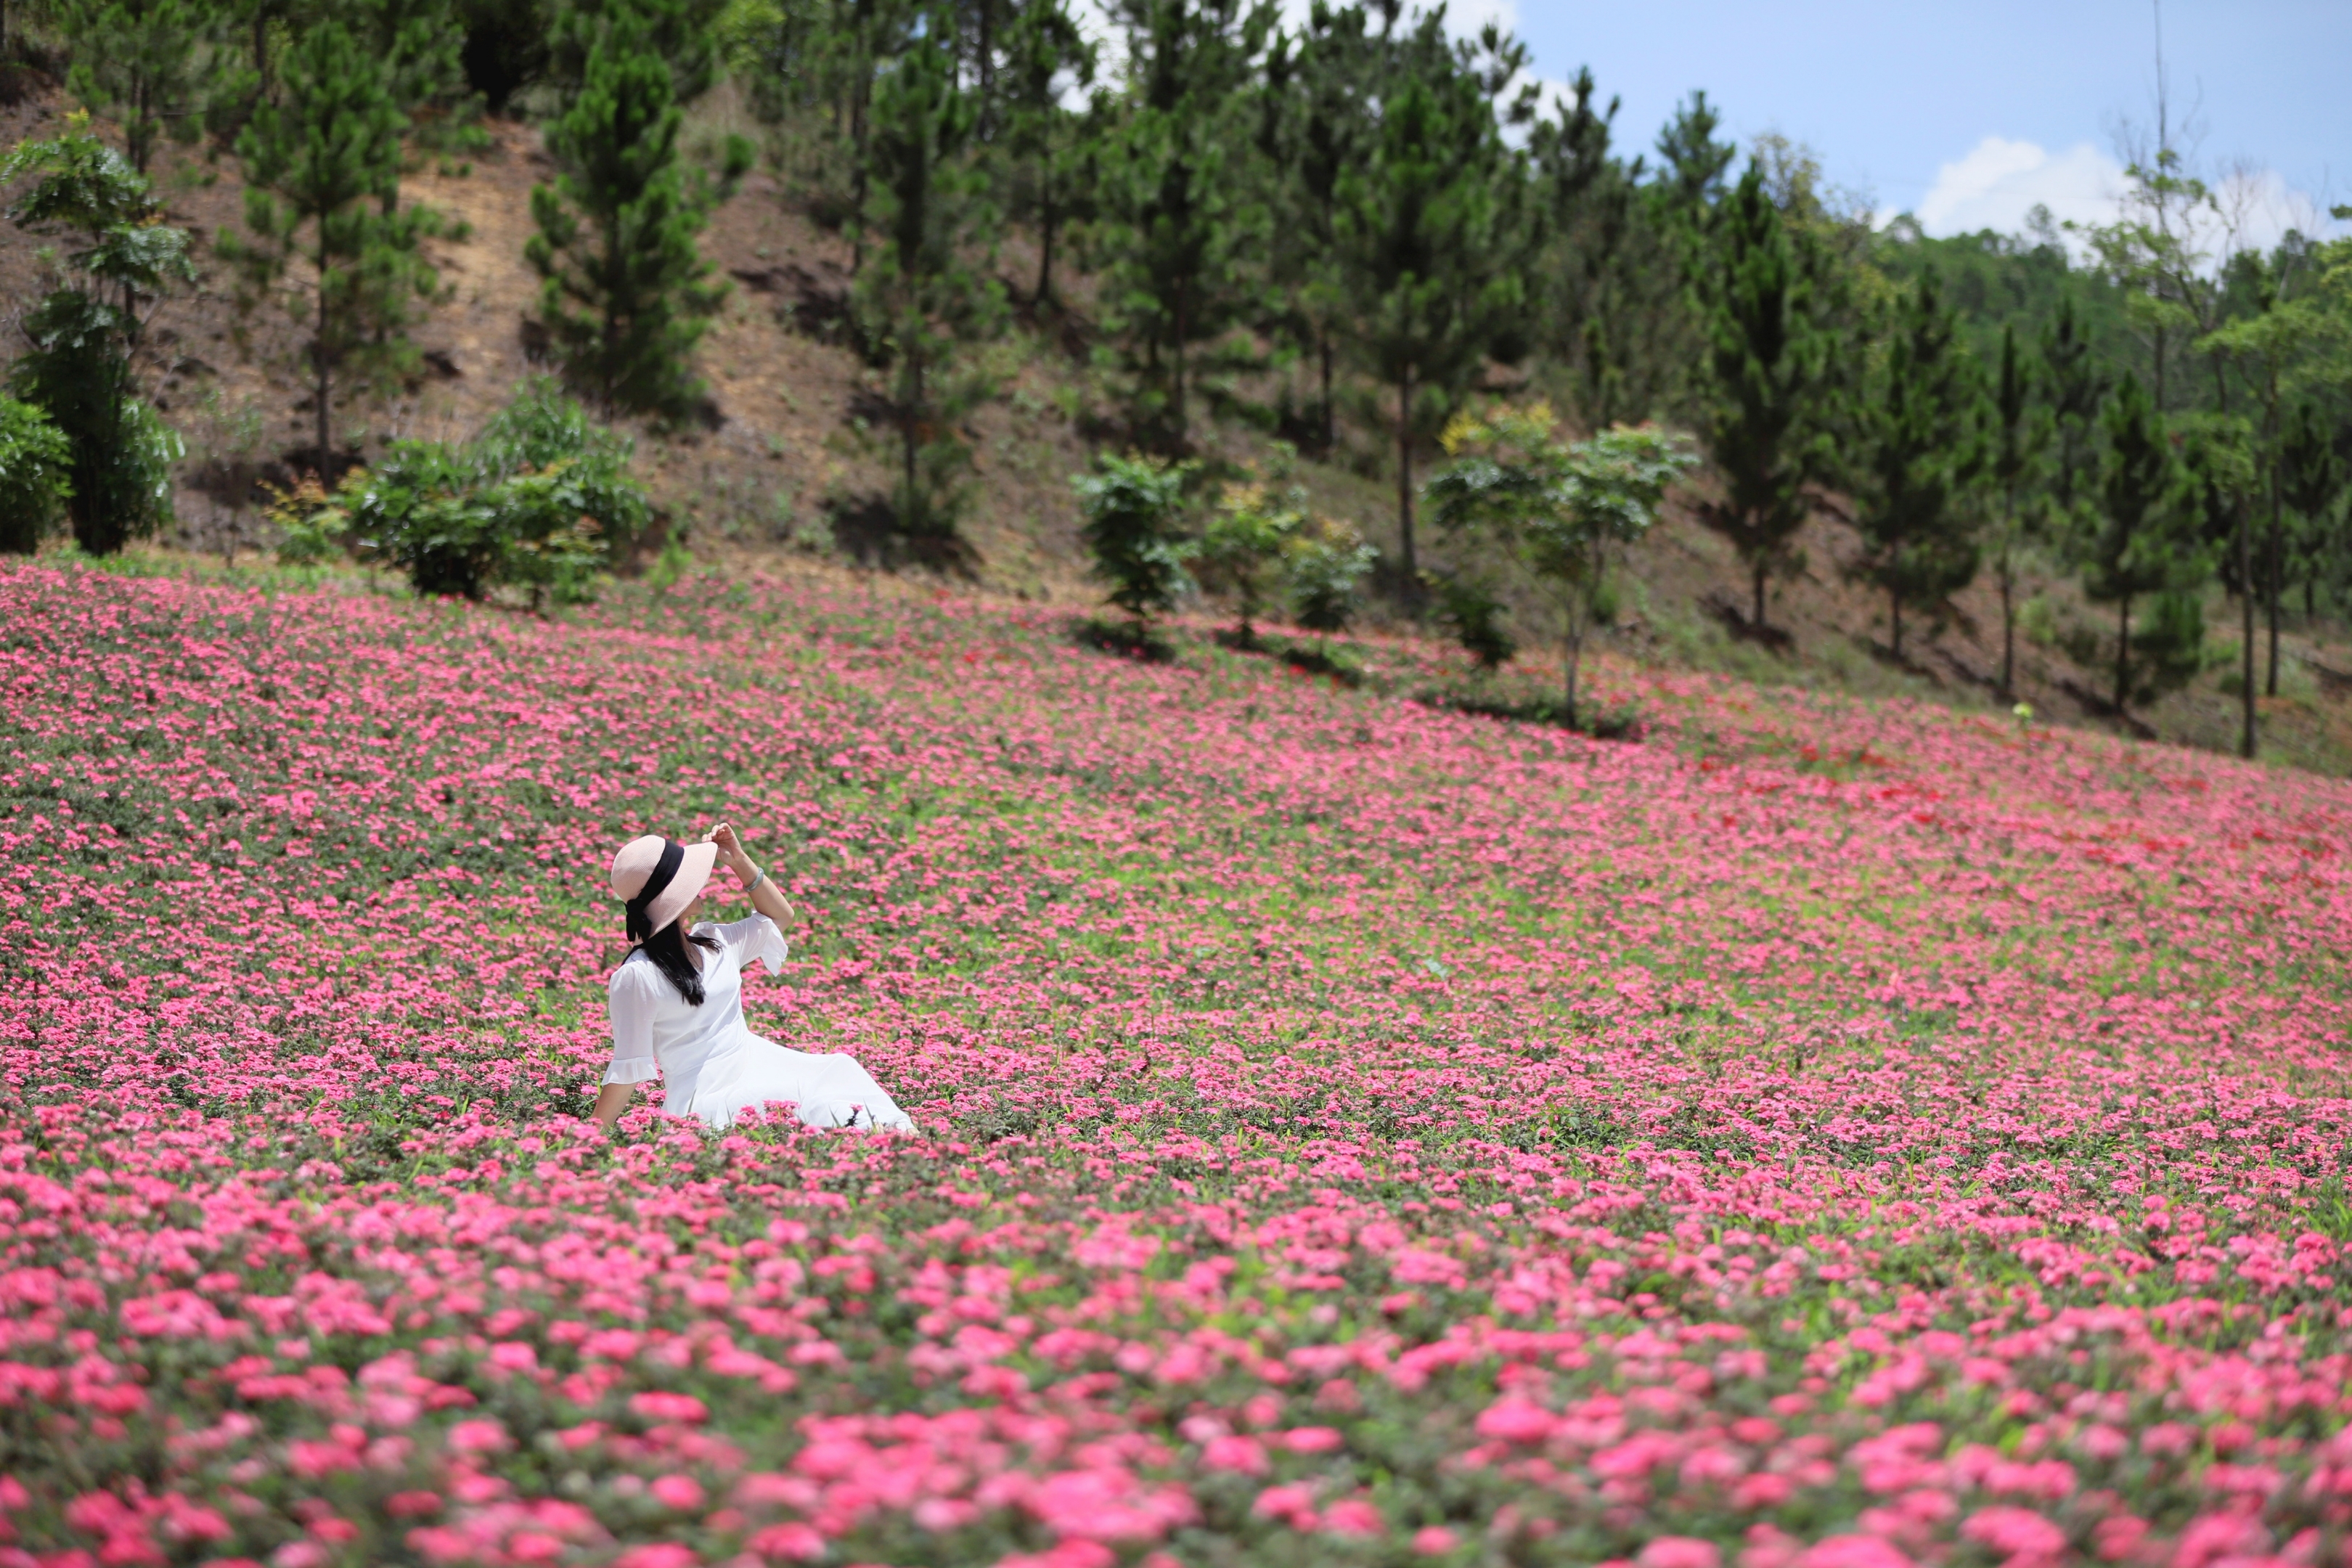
[625,838,721,1005]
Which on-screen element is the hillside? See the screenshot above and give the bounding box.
[2,554,2349,1564]
[5,77,2350,775]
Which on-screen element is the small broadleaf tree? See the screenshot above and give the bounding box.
[1284,518,1376,645]
[1075,452,1196,628]
[1429,402,1692,728]
[1199,479,1304,642]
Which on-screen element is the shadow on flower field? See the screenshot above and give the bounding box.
[2,558,2351,1568]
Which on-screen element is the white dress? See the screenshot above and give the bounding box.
[604,915,913,1132]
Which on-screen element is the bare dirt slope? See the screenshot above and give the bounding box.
[4,78,2347,774]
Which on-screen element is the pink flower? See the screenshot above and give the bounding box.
[649,1475,706,1511]
[1253,1484,1319,1530]
[614,1547,699,1568]
[1201,1436,1269,1474]
[629,1392,710,1424]
[1474,1399,1556,1444]
[1320,1499,1382,1538]
[1961,1506,2067,1566]
[445,1420,510,1455]
[1799,1537,1916,1568]
[1413,1526,1461,1555]
[1640,1538,1725,1568]
[748,1523,827,1562]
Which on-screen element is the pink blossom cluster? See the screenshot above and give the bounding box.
[0,562,2347,1568]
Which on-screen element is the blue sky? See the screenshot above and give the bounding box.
[1495,0,2348,242]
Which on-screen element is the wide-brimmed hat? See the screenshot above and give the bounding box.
[611,834,718,940]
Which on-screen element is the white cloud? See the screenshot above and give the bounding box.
[1889,135,2344,256]
[1907,136,2124,238]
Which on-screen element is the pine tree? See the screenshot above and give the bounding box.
[1257,1,1375,455]
[528,0,745,419]
[2081,374,2209,713]
[2038,294,2104,515]
[1854,269,1986,661]
[551,0,726,102]
[1334,15,1522,589]
[1988,324,2049,696]
[2281,400,2343,621]
[1689,163,1839,632]
[855,23,1003,539]
[352,0,468,186]
[1093,0,1271,451]
[233,20,416,468]
[996,0,1095,306]
[1530,71,1678,431]
[60,0,216,173]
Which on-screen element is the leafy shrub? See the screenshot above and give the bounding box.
[1199,479,1304,640]
[1075,452,1196,625]
[298,378,653,605]
[0,397,73,553]
[6,292,181,556]
[1285,519,1376,638]
[1429,571,1515,669]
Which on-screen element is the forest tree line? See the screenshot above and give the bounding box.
[1,0,2348,750]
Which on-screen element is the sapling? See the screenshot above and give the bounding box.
[1427,401,1691,730]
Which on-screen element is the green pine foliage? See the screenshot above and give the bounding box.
[854,26,1004,542]
[1988,324,2051,697]
[528,0,747,420]
[1689,164,1841,632]
[1334,17,1524,587]
[995,0,1096,308]
[1092,0,1272,452]
[59,0,217,174]
[232,19,426,466]
[1853,268,1988,661]
[2081,375,2211,711]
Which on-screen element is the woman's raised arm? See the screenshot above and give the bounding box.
[709,822,796,928]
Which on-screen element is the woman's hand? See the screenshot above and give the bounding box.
[708,821,795,927]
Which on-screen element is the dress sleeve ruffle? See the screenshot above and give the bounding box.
[715,913,791,976]
[605,961,661,1086]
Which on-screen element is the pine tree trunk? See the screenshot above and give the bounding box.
[1318,332,1334,456]
[2115,595,2132,714]
[1034,179,1055,306]
[1751,558,1767,632]
[2239,497,2256,759]
[1890,589,1903,661]
[1172,293,1188,449]
[1998,550,2014,699]
[1562,628,1580,732]
[975,0,994,138]
[903,340,923,519]
[1395,366,1416,590]
[315,232,332,470]
[2265,486,2282,697]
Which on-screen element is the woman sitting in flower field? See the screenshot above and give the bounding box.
[593,822,914,1133]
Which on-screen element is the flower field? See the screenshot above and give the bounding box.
[3,559,2351,1568]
